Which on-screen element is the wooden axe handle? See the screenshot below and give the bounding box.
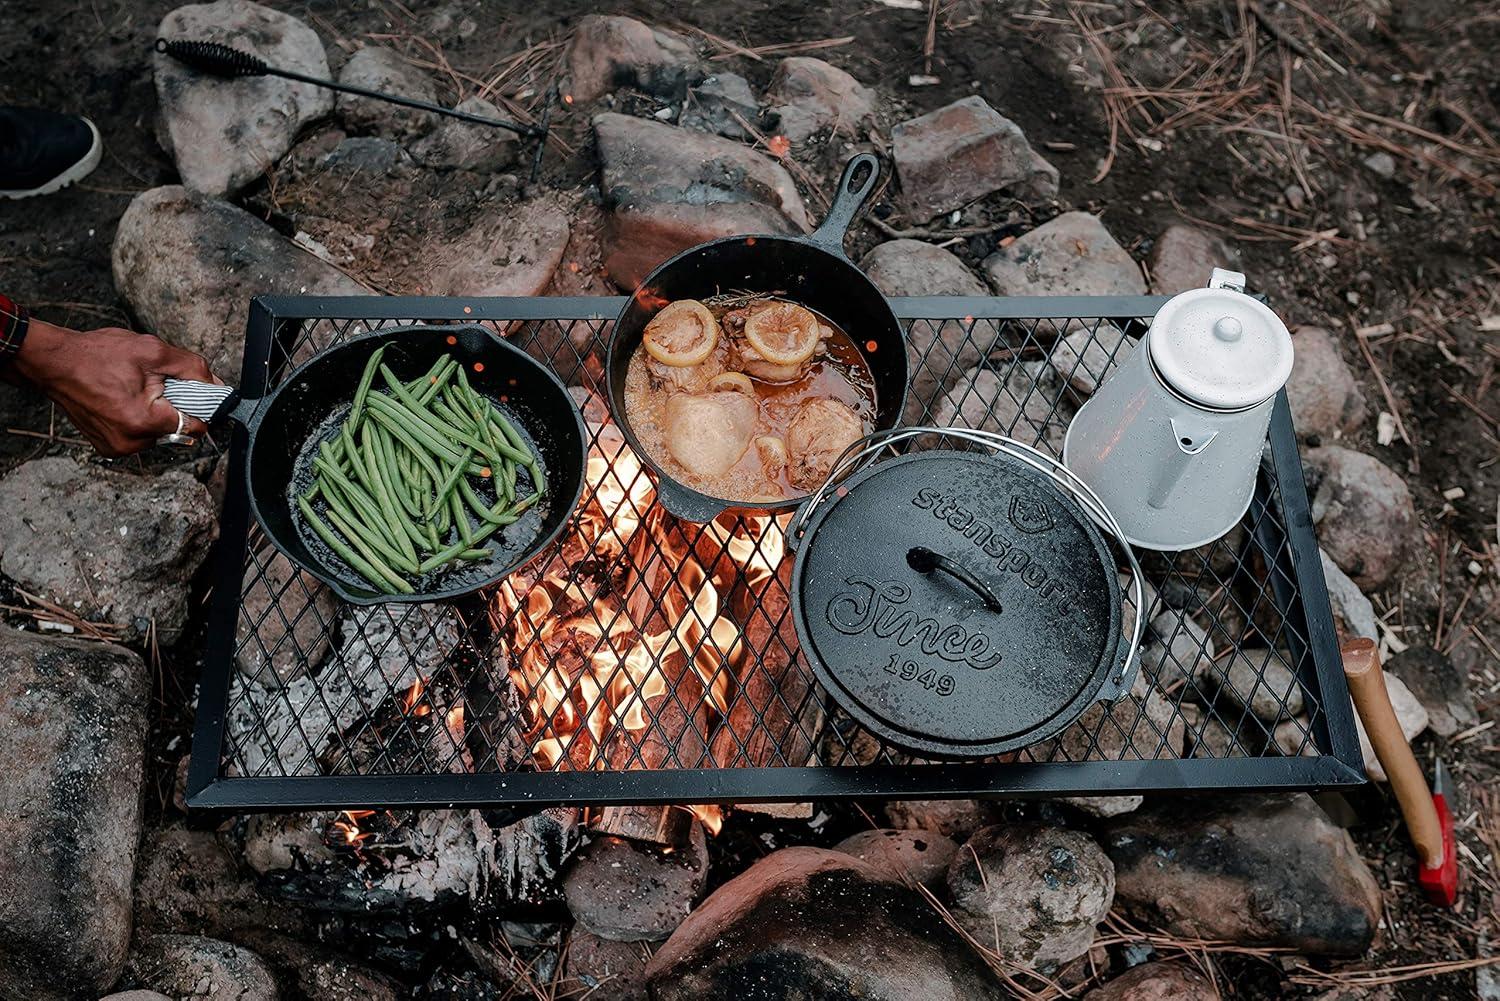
[1342,638,1445,869]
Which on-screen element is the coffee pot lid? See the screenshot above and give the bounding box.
[1147,269,1294,411]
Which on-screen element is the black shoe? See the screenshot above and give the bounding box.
[0,107,103,199]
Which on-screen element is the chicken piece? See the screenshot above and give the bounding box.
[727,300,823,382]
[663,390,760,478]
[645,350,723,393]
[786,398,866,490]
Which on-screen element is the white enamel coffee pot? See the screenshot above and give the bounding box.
[1062,269,1294,551]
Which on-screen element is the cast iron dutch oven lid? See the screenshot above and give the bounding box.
[789,443,1131,758]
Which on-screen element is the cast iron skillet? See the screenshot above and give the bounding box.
[164,324,587,604]
[605,153,909,523]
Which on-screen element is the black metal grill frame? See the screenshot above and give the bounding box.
[186,294,1366,816]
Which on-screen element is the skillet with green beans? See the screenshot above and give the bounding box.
[296,346,548,595]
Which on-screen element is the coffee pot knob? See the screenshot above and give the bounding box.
[1213,316,1244,343]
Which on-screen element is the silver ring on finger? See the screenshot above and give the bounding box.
[156,408,198,449]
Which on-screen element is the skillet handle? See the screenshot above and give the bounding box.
[807,153,882,256]
[163,377,251,426]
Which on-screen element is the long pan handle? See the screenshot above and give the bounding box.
[1341,638,1445,869]
[163,378,242,424]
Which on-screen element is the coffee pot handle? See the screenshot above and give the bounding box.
[1146,418,1219,510]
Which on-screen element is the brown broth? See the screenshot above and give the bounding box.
[624,299,877,501]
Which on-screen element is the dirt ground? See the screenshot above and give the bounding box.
[2,0,1498,997]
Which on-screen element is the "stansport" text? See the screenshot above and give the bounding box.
[911,488,1067,602]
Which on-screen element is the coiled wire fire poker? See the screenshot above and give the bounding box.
[154,38,548,142]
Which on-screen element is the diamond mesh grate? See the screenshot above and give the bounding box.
[189,296,1363,812]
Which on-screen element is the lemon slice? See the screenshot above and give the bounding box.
[743,301,820,366]
[707,371,755,395]
[643,300,719,367]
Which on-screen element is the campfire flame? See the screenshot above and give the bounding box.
[332,809,376,848]
[690,804,725,836]
[493,420,786,782]
[402,677,431,717]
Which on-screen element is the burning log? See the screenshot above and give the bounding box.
[590,804,695,847]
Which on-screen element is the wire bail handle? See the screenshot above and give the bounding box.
[787,426,1145,696]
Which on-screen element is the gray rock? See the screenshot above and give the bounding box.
[947,825,1115,968]
[236,548,338,687]
[859,239,991,420]
[765,57,875,142]
[233,933,402,1001]
[1386,646,1478,739]
[565,930,649,1001]
[1102,794,1382,955]
[647,847,1002,1000]
[1321,548,1379,642]
[1354,671,1429,782]
[0,631,146,1001]
[679,73,759,139]
[1050,323,1138,396]
[832,828,959,887]
[1182,704,1249,758]
[932,365,1065,453]
[1053,691,1186,762]
[133,825,312,940]
[593,113,809,289]
[336,46,438,139]
[563,824,709,942]
[323,135,409,174]
[565,15,701,102]
[154,1,333,197]
[1363,151,1397,179]
[1303,446,1416,590]
[415,196,570,298]
[884,798,998,840]
[893,96,1058,220]
[1146,223,1236,295]
[1273,717,1317,758]
[0,457,216,639]
[1194,647,1305,724]
[112,185,371,378]
[1084,961,1214,999]
[101,993,174,1001]
[984,212,1145,297]
[1059,795,1144,818]
[1143,609,1214,683]
[124,934,279,1000]
[1287,326,1367,440]
[409,96,518,171]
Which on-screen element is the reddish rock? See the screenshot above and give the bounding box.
[832,828,959,887]
[1085,961,1214,999]
[566,15,701,102]
[766,56,876,142]
[1102,794,1381,955]
[566,930,650,1001]
[415,197,571,297]
[593,113,810,289]
[883,798,998,840]
[1146,223,1237,294]
[647,847,1002,1000]
[1302,446,1415,589]
[947,825,1115,968]
[859,239,991,421]
[893,96,1058,220]
[984,212,1144,297]
[1286,326,1367,441]
[562,824,709,942]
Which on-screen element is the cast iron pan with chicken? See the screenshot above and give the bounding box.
[605,154,908,522]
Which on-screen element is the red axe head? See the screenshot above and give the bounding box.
[1418,759,1459,908]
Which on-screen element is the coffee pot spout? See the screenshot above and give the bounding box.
[1146,417,1219,509]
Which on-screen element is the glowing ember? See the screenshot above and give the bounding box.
[766,134,791,158]
[493,411,789,775]
[402,677,431,717]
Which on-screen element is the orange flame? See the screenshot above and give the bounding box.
[690,804,725,836]
[492,409,786,776]
[402,677,431,716]
[331,809,376,847]
[633,286,671,312]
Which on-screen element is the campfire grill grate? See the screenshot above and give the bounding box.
[187,295,1366,816]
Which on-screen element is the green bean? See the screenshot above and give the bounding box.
[406,355,449,395]
[360,427,420,562]
[379,364,484,451]
[377,424,423,519]
[365,395,470,467]
[488,407,547,497]
[460,479,512,526]
[429,449,474,517]
[415,356,458,406]
[320,472,409,557]
[459,548,492,560]
[298,496,410,594]
[314,452,401,547]
[324,499,421,575]
[348,345,387,433]
[450,489,472,545]
[419,519,504,572]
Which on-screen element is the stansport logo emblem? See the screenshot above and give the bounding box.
[824,575,1003,670]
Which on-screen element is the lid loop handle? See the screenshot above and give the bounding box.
[907,546,1004,613]
[1207,267,1247,292]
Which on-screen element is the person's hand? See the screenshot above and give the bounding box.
[11,319,220,457]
